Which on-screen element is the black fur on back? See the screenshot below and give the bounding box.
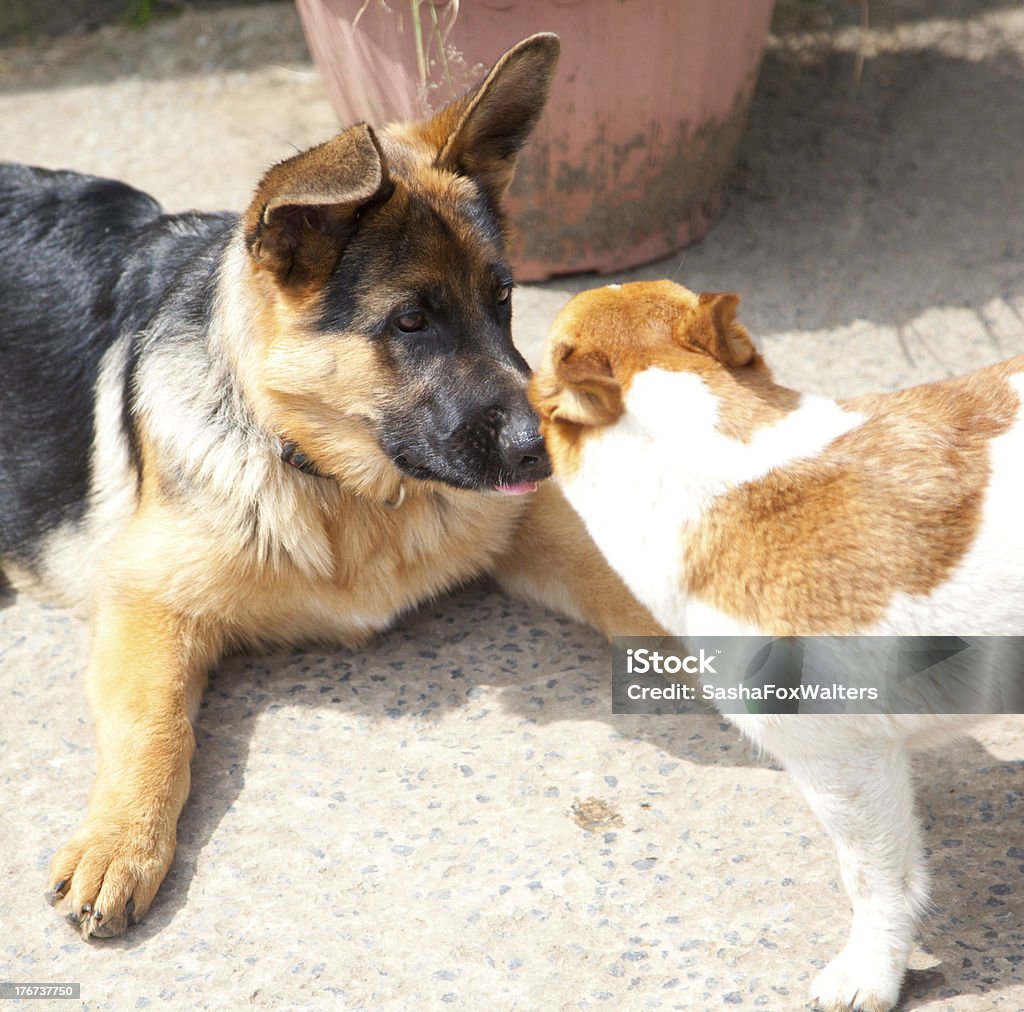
[0,163,235,569]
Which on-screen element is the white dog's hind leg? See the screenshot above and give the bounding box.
[734,717,928,1012]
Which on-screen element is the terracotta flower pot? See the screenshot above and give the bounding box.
[295,0,775,280]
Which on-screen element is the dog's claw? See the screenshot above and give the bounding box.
[46,880,67,906]
[90,915,120,938]
[47,817,174,939]
[53,893,133,937]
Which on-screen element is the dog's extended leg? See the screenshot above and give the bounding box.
[45,522,222,938]
[492,480,665,638]
[734,715,928,1012]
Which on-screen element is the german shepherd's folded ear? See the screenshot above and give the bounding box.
[244,123,393,286]
[420,33,560,205]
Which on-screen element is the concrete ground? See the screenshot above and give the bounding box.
[1,1,1023,1009]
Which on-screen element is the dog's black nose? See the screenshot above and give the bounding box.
[501,430,551,480]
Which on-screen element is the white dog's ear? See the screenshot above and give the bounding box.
[535,346,623,427]
[677,292,756,367]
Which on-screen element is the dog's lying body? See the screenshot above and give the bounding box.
[531,280,1024,1012]
[0,35,660,940]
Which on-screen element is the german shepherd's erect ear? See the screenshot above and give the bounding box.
[417,33,561,204]
[244,123,393,286]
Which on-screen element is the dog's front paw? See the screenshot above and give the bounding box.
[810,946,904,1012]
[45,820,175,938]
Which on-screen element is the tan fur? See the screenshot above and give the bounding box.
[492,480,663,639]
[251,290,407,503]
[48,445,219,936]
[531,280,798,474]
[684,358,1023,633]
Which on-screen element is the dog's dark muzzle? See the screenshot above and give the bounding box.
[498,426,550,483]
[448,403,551,486]
[390,399,551,491]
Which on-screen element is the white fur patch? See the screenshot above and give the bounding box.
[559,367,865,633]
[38,335,139,610]
[863,372,1024,636]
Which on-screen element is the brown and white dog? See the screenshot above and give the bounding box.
[530,279,1024,1012]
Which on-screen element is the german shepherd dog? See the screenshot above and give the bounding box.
[0,34,658,939]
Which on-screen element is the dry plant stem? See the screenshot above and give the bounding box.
[353,2,460,93]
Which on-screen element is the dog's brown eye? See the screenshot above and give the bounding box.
[497,283,513,305]
[394,311,427,333]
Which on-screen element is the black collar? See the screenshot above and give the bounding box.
[278,438,405,508]
[278,439,330,479]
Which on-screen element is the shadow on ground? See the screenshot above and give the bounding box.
[86,582,1024,1007]
[551,37,1024,346]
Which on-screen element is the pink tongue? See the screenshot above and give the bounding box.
[495,482,538,496]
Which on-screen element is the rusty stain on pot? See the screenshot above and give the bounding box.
[295,0,775,279]
[508,75,759,278]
